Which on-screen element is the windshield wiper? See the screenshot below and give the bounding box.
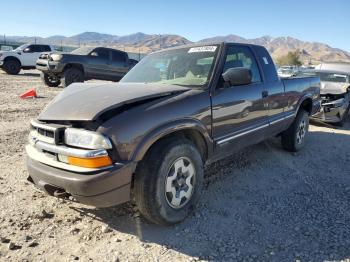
[171,83,203,88]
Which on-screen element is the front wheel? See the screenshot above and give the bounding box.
[61,67,84,87]
[3,60,21,75]
[281,109,309,152]
[41,72,61,87]
[134,138,203,225]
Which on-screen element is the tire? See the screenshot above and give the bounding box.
[3,59,21,75]
[134,138,204,225]
[40,72,61,87]
[61,67,84,87]
[281,109,309,152]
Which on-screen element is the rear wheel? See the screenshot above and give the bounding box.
[3,59,21,75]
[61,67,84,87]
[41,72,61,87]
[281,109,309,152]
[134,138,203,225]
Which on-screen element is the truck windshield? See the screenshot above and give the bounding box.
[70,47,95,55]
[121,45,219,87]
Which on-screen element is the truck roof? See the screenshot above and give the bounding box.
[151,41,264,54]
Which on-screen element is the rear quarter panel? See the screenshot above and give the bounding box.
[282,76,320,115]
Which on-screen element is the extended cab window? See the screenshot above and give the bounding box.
[223,46,261,83]
[112,51,126,62]
[93,49,109,60]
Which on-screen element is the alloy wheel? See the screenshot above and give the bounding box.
[165,157,196,209]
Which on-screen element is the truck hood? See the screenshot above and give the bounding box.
[40,52,85,60]
[60,53,87,59]
[320,82,349,95]
[0,50,16,56]
[38,83,190,121]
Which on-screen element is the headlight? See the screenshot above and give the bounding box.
[64,128,112,150]
[50,54,63,61]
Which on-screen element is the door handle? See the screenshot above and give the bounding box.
[262,91,269,98]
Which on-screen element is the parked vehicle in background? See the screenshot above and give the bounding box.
[0,45,13,51]
[0,44,54,75]
[26,42,320,225]
[305,64,350,125]
[36,47,138,87]
[277,65,300,77]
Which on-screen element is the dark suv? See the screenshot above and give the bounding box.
[36,47,138,87]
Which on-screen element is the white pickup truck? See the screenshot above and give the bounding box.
[0,44,54,75]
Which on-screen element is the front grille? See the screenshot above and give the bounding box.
[37,128,54,138]
[30,119,67,145]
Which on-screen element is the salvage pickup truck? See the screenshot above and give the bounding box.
[26,42,321,225]
[36,47,138,87]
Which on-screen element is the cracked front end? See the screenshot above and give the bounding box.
[26,119,135,207]
[312,93,350,123]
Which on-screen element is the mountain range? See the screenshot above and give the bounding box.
[6,32,350,63]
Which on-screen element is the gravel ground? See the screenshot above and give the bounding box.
[0,69,350,262]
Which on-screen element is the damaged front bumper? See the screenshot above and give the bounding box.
[26,119,135,207]
[36,58,64,75]
[27,156,135,207]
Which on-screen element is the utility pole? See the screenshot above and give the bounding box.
[159,34,161,50]
[3,34,6,45]
[35,37,37,44]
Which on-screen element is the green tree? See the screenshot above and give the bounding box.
[277,50,302,66]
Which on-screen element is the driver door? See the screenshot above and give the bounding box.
[85,48,111,79]
[21,45,43,66]
[211,44,269,155]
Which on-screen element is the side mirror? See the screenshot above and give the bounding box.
[222,67,252,86]
[23,47,31,53]
[90,51,98,57]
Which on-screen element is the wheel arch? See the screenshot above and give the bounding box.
[63,63,85,75]
[131,119,213,164]
[4,56,21,66]
[297,95,313,115]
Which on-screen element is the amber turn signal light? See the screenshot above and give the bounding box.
[68,155,112,168]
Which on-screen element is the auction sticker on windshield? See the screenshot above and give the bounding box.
[188,46,217,53]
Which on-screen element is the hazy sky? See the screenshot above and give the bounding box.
[1,0,349,51]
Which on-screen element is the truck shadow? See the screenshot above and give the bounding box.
[72,123,350,261]
[19,72,41,77]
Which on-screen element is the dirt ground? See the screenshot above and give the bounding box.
[0,70,349,262]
